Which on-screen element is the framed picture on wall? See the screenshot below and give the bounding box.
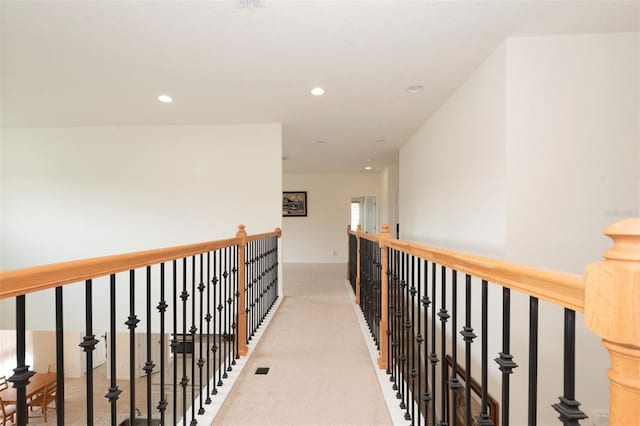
[283,191,307,217]
[446,355,499,426]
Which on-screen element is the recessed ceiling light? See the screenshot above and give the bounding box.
[314,140,327,144]
[282,156,288,161]
[310,87,325,96]
[406,85,424,93]
[364,166,373,171]
[158,94,173,103]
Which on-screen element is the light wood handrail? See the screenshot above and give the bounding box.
[0,227,281,300]
[349,220,640,426]
[359,231,380,243]
[386,237,584,312]
[246,228,281,242]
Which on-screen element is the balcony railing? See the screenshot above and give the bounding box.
[347,219,640,426]
[0,225,281,425]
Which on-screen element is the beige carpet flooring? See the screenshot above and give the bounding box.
[212,263,392,426]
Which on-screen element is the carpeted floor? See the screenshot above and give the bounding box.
[212,263,392,426]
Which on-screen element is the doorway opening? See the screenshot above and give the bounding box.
[350,196,377,234]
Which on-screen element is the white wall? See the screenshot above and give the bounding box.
[399,32,639,425]
[505,32,639,425]
[0,124,282,332]
[282,173,380,263]
[400,44,507,257]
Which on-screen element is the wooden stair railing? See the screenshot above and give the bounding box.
[347,218,640,426]
[0,224,282,426]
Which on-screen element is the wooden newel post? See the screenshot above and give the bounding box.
[356,225,363,305]
[347,225,352,280]
[236,224,249,356]
[378,224,391,370]
[585,218,640,425]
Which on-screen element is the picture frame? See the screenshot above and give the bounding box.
[282,191,307,217]
[445,355,499,426]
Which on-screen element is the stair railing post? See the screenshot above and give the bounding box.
[356,225,363,305]
[347,225,351,280]
[378,224,391,370]
[236,224,248,356]
[585,218,640,425]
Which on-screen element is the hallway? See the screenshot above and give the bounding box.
[212,263,392,426]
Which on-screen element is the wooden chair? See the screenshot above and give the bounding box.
[47,364,56,374]
[0,397,16,426]
[27,381,56,423]
[0,376,7,391]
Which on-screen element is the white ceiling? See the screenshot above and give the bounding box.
[1,1,638,173]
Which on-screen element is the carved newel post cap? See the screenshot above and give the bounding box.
[603,218,640,262]
[356,224,363,233]
[236,224,247,238]
[347,224,351,232]
[381,224,390,236]
[585,217,640,345]
[275,227,282,238]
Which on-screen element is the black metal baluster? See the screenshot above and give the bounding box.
[228,247,235,370]
[476,281,493,426]
[226,246,233,374]
[127,269,140,424]
[366,240,371,338]
[461,274,476,426]
[403,252,411,419]
[374,242,378,342]
[252,240,257,337]
[552,309,588,425]
[106,274,121,426]
[450,271,462,426]
[247,241,252,339]
[212,250,219,394]
[439,266,450,426]
[158,263,168,424]
[254,240,258,337]
[253,240,257,337]
[496,287,517,426]
[376,242,381,348]
[422,260,431,426]
[410,255,417,424]
[80,279,99,425]
[386,248,393,377]
[205,252,212,404]
[144,266,156,426]
[172,260,178,425]
[274,236,279,302]
[233,245,239,363]
[430,262,438,426]
[223,248,229,379]
[217,250,223,388]
[390,249,398,389]
[181,258,188,424]
[190,256,197,425]
[9,295,35,426]
[258,239,264,328]
[198,253,205,415]
[529,297,538,426]
[416,257,423,426]
[398,251,406,406]
[55,286,65,425]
